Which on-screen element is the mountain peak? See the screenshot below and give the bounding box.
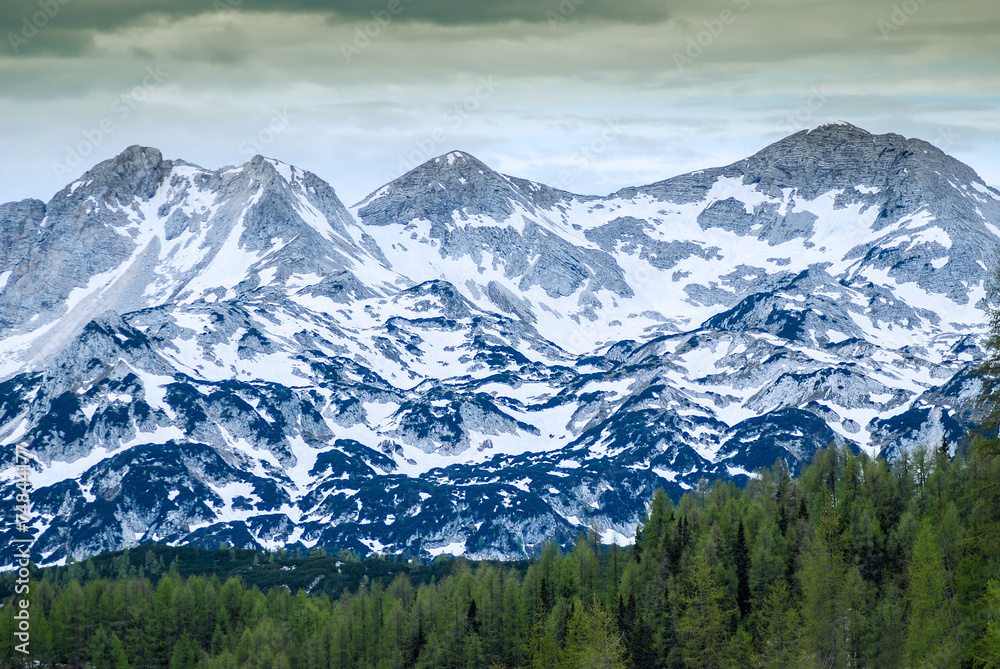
[781,121,890,148]
[805,120,867,134]
[244,154,297,185]
[2,128,998,565]
[115,144,164,165]
[435,150,481,167]
[412,150,497,180]
[356,150,580,229]
[355,151,518,227]
[75,145,168,203]
[729,123,966,199]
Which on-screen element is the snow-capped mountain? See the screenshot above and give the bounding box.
[2,123,998,564]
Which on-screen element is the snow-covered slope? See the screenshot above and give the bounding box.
[1,123,997,564]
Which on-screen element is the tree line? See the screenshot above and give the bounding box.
[3,436,1000,668]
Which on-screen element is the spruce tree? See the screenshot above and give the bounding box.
[975,580,1000,668]
[678,550,729,669]
[906,521,960,667]
[756,579,799,669]
[562,599,629,669]
[734,520,751,620]
[798,497,863,669]
[88,626,130,669]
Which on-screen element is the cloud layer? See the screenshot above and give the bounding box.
[1,0,998,206]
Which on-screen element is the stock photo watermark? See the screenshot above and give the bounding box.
[567,314,616,352]
[556,119,624,191]
[673,0,752,72]
[392,76,501,176]
[213,0,242,21]
[934,126,957,152]
[779,85,836,134]
[239,106,297,156]
[51,65,170,182]
[547,0,586,31]
[7,0,72,54]
[11,441,34,656]
[341,0,415,63]
[877,0,931,39]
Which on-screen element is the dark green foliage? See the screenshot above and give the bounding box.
[89,626,130,669]
[734,520,751,621]
[3,442,1000,668]
[0,544,476,602]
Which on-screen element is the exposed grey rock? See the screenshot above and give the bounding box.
[0,198,46,275]
[586,216,720,270]
[357,152,632,307]
[1,126,998,566]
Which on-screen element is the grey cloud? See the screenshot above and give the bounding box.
[0,0,671,41]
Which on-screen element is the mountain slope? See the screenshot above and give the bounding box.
[1,124,998,564]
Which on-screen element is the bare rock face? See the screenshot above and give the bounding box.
[357,151,629,313]
[1,125,998,564]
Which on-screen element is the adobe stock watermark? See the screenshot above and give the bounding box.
[567,314,614,353]
[878,0,930,40]
[212,0,242,21]
[555,118,624,191]
[51,65,170,183]
[11,441,34,657]
[341,0,414,63]
[934,126,957,152]
[547,0,586,31]
[238,106,296,156]
[392,76,500,176]
[779,85,836,134]
[7,0,72,54]
[673,0,752,72]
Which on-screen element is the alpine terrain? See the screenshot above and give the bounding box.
[2,122,999,564]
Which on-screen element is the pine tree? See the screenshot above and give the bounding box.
[798,497,863,669]
[975,580,1000,668]
[641,488,673,563]
[88,625,130,669]
[561,599,629,669]
[756,579,799,669]
[858,581,906,669]
[500,576,523,669]
[734,520,751,620]
[527,600,568,669]
[678,550,729,669]
[52,579,88,667]
[573,532,600,604]
[906,520,960,667]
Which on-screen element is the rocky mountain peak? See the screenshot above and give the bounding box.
[432,150,485,170]
[1,127,998,565]
[394,150,500,187]
[734,122,979,201]
[808,120,866,133]
[358,151,511,220]
[242,154,296,189]
[74,145,168,204]
[356,151,582,240]
[355,150,522,228]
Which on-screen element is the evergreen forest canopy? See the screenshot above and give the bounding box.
[3,437,1000,668]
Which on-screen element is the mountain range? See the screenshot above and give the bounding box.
[2,122,998,564]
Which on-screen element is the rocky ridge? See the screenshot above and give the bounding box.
[0,123,998,563]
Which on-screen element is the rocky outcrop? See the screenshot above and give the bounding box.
[0,125,997,564]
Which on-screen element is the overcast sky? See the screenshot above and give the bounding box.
[1,0,998,207]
